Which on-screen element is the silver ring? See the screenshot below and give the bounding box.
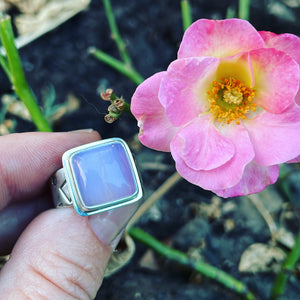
[51,138,143,216]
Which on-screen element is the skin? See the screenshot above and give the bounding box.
[0,131,118,299]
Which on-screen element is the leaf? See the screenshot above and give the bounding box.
[2,94,31,121]
[239,243,286,273]
[104,231,136,277]
[274,227,295,249]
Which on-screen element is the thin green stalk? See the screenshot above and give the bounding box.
[238,0,251,20]
[181,0,192,31]
[128,227,256,300]
[102,0,132,65]
[88,47,144,85]
[270,231,300,299]
[0,15,51,132]
[226,6,237,19]
[0,54,11,80]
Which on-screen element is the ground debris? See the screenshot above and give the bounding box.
[239,243,286,273]
[2,0,91,49]
[2,94,31,121]
[139,249,161,271]
[190,195,222,220]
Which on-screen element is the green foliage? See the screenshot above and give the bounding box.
[0,15,52,132]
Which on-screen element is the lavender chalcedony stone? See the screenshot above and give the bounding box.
[71,142,138,207]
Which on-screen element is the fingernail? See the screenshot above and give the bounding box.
[88,202,139,248]
[70,128,94,133]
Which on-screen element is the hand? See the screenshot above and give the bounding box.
[0,131,137,299]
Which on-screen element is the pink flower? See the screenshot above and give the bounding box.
[131,18,300,197]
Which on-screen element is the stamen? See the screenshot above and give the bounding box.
[207,77,256,124]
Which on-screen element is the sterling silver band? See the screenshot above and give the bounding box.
[51,168,73,208]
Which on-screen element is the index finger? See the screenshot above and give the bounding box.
[0,130,100,210]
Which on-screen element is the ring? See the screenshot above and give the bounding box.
[51,138,143,216]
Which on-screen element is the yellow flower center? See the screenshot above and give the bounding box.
[207,77,256,125]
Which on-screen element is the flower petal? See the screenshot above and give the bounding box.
[213,162,279,198]
[259,31,277,42]
[159,57,219,127]
[250,48,299,113]
[259,31,300,105]
[131,71,166,117]
[131,72,178,151]
[287,154,300,163]
[171,122,254,190]
[244,104,300,165]
[260,31,300,65]
[172,115,234,171]
[178,18,264,59]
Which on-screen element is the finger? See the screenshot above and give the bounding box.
[0,130,100,209]
[0,202,138,299]
[0,195,52,256]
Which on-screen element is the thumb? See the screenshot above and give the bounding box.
[0,203,137,299]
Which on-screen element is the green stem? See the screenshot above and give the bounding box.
[270,231,300,299]
[128,227,256,300]
[88,47,144,85]
[0,54,11,80]
[238,0,251,20]
[0,15,51,132]
[181,0,192,31]
[102,0,132,65]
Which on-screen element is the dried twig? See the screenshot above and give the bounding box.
[127,171,182,228]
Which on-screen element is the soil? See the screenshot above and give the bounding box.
[2,0,300,299]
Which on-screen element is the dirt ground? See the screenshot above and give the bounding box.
[1,0,300,299]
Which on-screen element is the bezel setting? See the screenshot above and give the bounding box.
[62,138,143,216]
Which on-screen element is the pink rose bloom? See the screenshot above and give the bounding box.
[131,18,300,197]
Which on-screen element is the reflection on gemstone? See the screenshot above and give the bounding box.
[71,141,138,208]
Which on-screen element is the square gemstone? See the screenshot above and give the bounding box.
[63,139,142,215]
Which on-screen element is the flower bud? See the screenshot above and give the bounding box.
[114,98,124,110]
[101,88,114,101]
[108,103,120,114]
[104,114,117,124]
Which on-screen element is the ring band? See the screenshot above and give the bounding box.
[51,138,143,216]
